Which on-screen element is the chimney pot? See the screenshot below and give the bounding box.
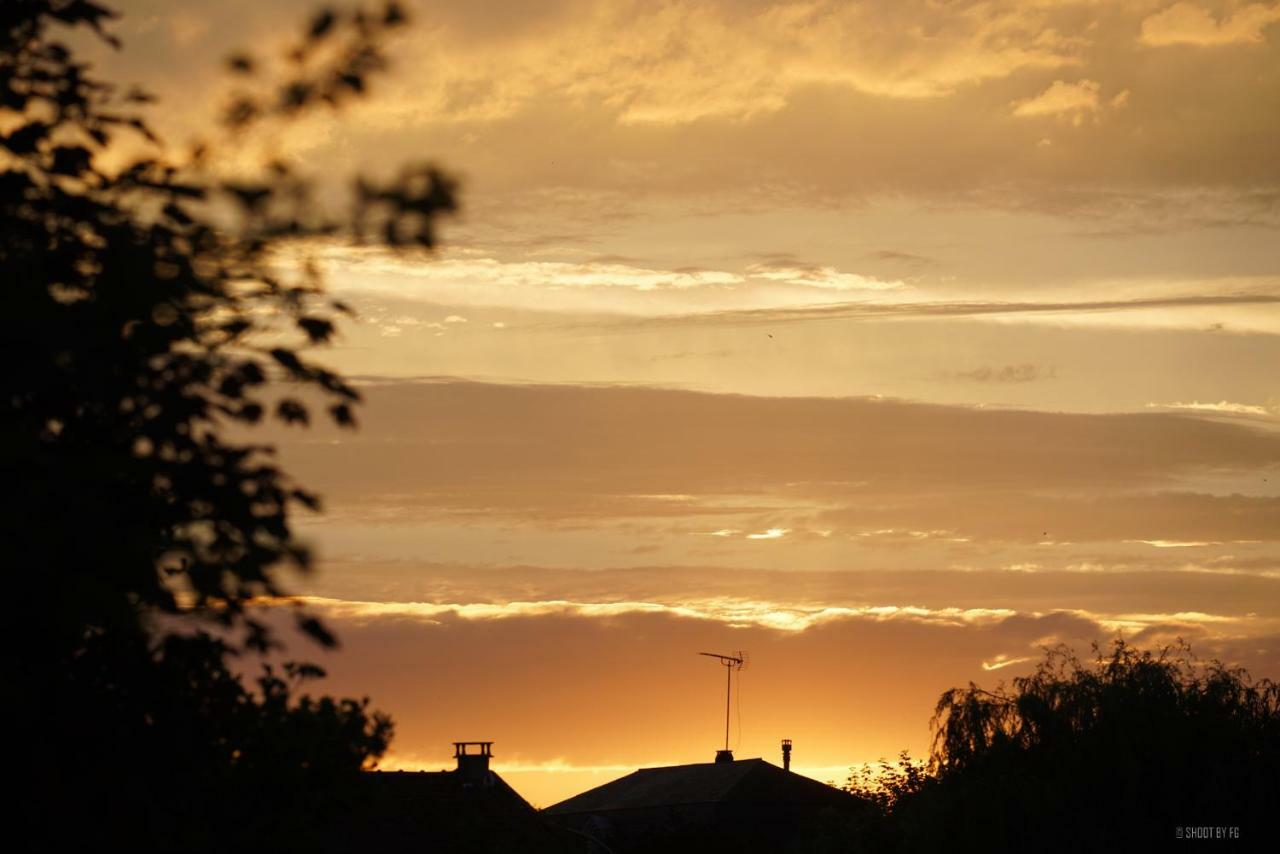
[781,738,792,771]
[453,741,494,785]
[714,749,734,764]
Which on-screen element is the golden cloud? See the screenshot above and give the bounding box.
[369,0,1089,126]
[1012,79,1102,120]
[1140,1,1280,47]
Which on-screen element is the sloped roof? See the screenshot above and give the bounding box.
[545,758,855,815]
[333,770,583,853]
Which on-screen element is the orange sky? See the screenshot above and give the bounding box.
[89,0,1280,806]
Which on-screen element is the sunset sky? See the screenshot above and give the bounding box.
[90,0,1279,805]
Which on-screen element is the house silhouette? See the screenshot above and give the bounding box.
[339,742,582,853]
[339,740,864,852]
[544,745,867,853]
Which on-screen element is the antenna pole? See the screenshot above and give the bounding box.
[725,662,732,751]
[699,651,745,757]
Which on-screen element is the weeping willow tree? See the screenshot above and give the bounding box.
[846,640,1280,853]
[3,1,455,848]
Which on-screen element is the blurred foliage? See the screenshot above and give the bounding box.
[2,0,453,847]
[843,640,1280,852]
[2,0,455,655]
[52,631,394,848]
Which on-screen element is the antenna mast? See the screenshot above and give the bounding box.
[699,651,746,757]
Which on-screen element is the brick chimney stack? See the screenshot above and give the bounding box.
[453,741,494,786]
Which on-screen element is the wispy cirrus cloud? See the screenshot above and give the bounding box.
[1147,400,1278,417]
[609,292,1280,329]
[298,243,907,319]
[283,593,1278,638]
[981,654,1034,671]
[940,364,1058,383]
[286,594,1026,633]
[1140,2,1280,47]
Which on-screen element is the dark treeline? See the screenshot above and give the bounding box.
[823,641,1280,853]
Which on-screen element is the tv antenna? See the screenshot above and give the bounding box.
[699,651,747,757]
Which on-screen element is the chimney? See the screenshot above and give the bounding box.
[453,741,494,786]
[781,738,792,771]
[714,749,734,764]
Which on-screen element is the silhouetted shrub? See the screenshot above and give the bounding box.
[847,641,1279,852]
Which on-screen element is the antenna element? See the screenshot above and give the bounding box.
[699,651,747,761]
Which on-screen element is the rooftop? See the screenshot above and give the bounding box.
[545,757,857,816]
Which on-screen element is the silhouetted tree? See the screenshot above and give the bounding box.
[2,1,454,847]
[845,640,1280,852]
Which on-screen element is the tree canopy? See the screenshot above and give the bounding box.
[844,640,1280,853]
[3,2,455,847]
[2,0,454,655]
